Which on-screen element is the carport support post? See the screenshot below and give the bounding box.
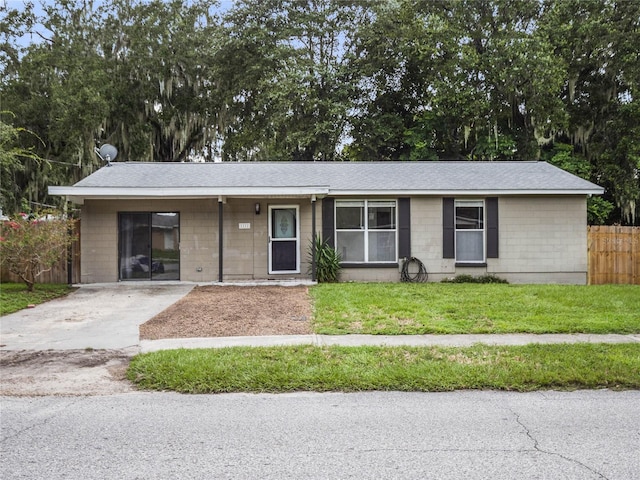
[218,196,224,282]
[311,195,317,282]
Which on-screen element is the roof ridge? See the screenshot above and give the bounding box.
[113,160,545,165]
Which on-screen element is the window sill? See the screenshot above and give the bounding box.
[455,262,487,268]
[341,263,399,269]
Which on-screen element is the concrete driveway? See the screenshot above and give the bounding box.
[0,283,195,351]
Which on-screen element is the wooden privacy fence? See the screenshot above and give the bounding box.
[588,226,640,285]
[1,221,81,285]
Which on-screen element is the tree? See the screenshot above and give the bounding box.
[0,0,222,214]
[0,112,45,214]
[218,0,371,161]
[3,0,638,224]
[0,211,76,291]
[99,0,222,162]
[350,0,565,162]
[346,1,429,161]
[0,1,35,77]
[542,0,640,224]
[543,143,614,224]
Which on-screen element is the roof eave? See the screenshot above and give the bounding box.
[49,186,605,203]
[49,186,330,201]
[329,188,605,196]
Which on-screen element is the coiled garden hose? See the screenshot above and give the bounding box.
[400,257,428,283]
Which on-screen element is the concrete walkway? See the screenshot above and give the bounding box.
[140,332,640,353]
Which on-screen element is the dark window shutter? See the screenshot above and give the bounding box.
[322,197,335,248]
[443,197,455,258]
[398,197,411,258]
[486,197,499,258]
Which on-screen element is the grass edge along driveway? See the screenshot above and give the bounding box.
[310,283,640,335]
[128,343,640,394]
[0,283,74,316]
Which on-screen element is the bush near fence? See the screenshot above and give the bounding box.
[1,221,81,285]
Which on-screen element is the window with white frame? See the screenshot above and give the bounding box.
[335,200,397,263]
[455,200,484,262]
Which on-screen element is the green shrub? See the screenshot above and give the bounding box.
[308,236,341,283]
[442,274,508,284]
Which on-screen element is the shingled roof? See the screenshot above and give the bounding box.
[50,161,604,201]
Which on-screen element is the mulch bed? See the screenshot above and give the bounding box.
[139,285,313,340]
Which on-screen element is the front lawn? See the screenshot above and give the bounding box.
[0,283,74,316]
[311,283,640,335]
[128,343,640,393]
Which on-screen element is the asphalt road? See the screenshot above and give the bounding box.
[2,390,638,479]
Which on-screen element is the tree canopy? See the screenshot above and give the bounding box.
[1,0,638,224]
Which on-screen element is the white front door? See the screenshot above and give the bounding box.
[268,205,300,274]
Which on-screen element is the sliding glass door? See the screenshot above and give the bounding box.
[118,212,180,280]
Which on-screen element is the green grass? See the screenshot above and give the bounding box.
[0,282,74,316]
[310,283,640,335]
[127,343,640,393]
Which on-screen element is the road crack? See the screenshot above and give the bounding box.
[510,408,609,480]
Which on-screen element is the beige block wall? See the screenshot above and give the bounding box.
[80,199,217,283]
[221,198,316,280]
[407,195,588,284]
[409,197,455,276]
[80,197,319,283]
[489,196,588,283]
[179,200,217,281]
[339,268,400,282]
[221,199,260,279]
[79,195,587,284]
[80,201,119,283]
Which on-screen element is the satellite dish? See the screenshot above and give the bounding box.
[95,144,118,166]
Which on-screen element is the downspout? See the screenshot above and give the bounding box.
[311,195,317,282]
[218,196,224,282]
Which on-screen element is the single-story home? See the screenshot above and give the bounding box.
[49,161,603,284]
